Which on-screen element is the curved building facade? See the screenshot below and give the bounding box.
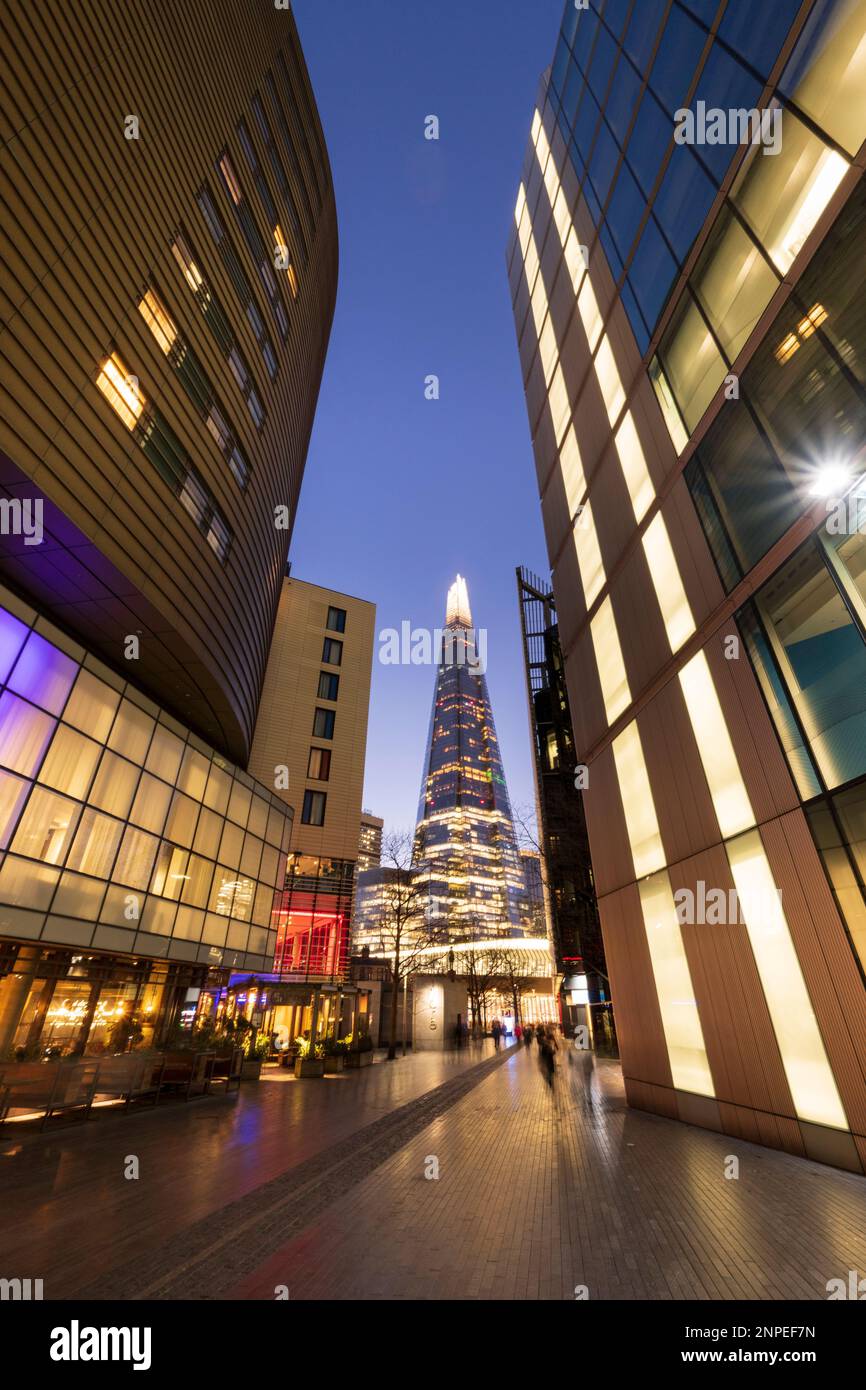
[0,0,338,763]
[509,0,866,1170]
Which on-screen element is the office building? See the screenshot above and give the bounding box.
[509,0,866,1169]
[358,811,384,871]
[0,2,337,1057]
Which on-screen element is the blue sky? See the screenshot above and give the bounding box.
[290,0,565,835]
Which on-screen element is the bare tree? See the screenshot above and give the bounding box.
[375,831,449,1060]
[495,946,535,1028]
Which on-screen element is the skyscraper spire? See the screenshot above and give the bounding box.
[415,576,528,937]
[445,573,472,628]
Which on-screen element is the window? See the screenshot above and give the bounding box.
[778,0,866,156]
[96,352,145,429]
[590,597,630,725]
[172,228,273,401]
[196,187,278,379]
[326,606,346,632]
[216,150,290,340]
[302,790,327,826]
[317,671,339,700]
[657,293,726,433]
[307,747,331,780]
[691,209,780,363]
[322,637,342,666]
[750,540,866,789]
[313,708,335,739]
[252,90,308,261]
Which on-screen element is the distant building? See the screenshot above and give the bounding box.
[248,577,375,986]
[358,811,384,871]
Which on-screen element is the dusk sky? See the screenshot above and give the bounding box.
[290,0,565,837]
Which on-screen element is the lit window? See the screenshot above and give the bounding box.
[219,151,243,205]
[591,596,630,725]
[679,650,754,838]
[642,512,695,654]
[577,277,603,351]
[638,872,715,1098]
[287,262,299,299]
[548,364,571,447]
[138,287,179,355]
[649,357,689,454]
[96,353,145,429]
[574,499,605,609]
[612,720,665,876]
[595,336,625,426]
[559,426,586,517]
[614,412,655,523]
[732,105,849,275]
[726,828,848,1129]
[171,233,204,292]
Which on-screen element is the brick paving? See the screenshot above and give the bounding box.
[226,1046,866,1301]
[4,1041,866,1300]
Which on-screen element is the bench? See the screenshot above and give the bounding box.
[0,1060,99,1130]
[156,1051,213,1101]
[91,1053,164,1112]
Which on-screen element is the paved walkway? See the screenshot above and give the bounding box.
[3,1041,865,1300]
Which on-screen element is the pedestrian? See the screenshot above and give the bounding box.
[492,1017,502,1050]
[523,1024,533,1047]
[515,1022,522,1042]
[535,1021,544,1046]
[539,1027,558,1089]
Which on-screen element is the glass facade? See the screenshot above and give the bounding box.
[0,586,292,973]
[413,579,530,937]
[274,853,352,981]
[549,0,802,353]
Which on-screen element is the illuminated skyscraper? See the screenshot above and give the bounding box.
[413,576,528,938]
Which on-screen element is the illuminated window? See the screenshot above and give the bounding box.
[638,871,715,1097]
[577,276,603,351]
[38,725,100,800]
[171,232,204,292]
[657,295,726,433]
[649,357,689,454]
[548,364,571,446]
[218,151,243,205]
[732,105,849,275]
[591,597,630,725]
[96,353,145,430]
[726,828,848,1129]
[574,499,605,608]
[612,720,665,876]
[691,209,780,362]
[779,0,866,157]
[559,426,586,517]
[594,336,625,426]
[614,412,654,522]
[138,287,179,356]
[679,650,754,838]
[642,512,695,654]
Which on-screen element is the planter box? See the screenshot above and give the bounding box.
[344,1050,374,1068]
[294,1057,325,1078]
[323,1055,344,1074]
[241,1058,262,1081]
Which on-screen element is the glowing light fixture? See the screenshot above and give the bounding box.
[591,597,630,725]
[642,513,695,654]
[638,871,715,1097]
[679,651,754,838]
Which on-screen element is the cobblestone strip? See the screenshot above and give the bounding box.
[79,1045,517,1301]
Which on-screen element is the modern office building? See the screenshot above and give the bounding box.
[358,811,385,871]
[413,576,528,936]
[0,3,337,1057]
[509,0,866,1169]
[247,576,375,1004]
[521,850,547,935]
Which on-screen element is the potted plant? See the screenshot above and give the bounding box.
[322,1036,347,1074]
[241,1032,269,1080]
[293,1035,325,1078]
